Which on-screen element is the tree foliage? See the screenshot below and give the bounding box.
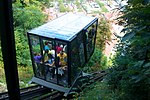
[96,17,111,51]
[13,1,46,32]
[58,0,70,12]
[106,1,150,100]
[12,1,47,66]
[84,48,108,72]
[14,29,31,66]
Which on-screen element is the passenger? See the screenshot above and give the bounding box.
[47,41,52,49]
[49,46,55,58]
[33,52,44,76]
[56,44,63,54]
[43,49,50,62]
[33,52,42,64]
[57,50,67,69]
[45,54,55,79]
[44,41,50,51]
[45,54,55,67]
[88,25,95,51]
[63,45,67,53]
[88,25,95,39]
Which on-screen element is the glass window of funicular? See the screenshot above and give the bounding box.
[78,31,86,66]
[85,22,97,60]
[29,34,69,86]
[55,40,68,86]
[70,31,85,85]
[40,38,57,83]
[28,35,44,79]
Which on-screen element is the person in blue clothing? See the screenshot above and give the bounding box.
[44,41,50,51]
[45,54,55,79]
[45,54,55,66]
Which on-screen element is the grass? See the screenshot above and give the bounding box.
[78,80,119,100]
[0,61,34,91]
[18,66,34,88]
[0,62,6,84]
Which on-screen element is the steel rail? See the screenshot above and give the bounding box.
[0,70,107,100]
[0,85,52,100]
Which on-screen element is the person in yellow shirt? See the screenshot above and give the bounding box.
[57,50,67,68]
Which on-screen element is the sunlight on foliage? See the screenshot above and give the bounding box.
[106,1,150,100]
[84,48,108,73]
[18,66,34,88]
[96,17,111,51]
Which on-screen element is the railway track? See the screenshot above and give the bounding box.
[0,70,106,100]
[79,70,106,88]
[0,85,60,100]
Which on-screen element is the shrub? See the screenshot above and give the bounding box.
[84,48,108,72]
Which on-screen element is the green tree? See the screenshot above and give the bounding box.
[96,17,111,51]
[13,2,46,32]
[75,0,80,7]
[12,1,47,66]
[58,0,70,12]
[36,0,52,7]
[106,0,150,100]
[14,29,31,66]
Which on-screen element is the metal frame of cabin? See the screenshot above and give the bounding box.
[27,13,98,95]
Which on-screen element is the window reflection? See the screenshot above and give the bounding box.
[85,23,97,60]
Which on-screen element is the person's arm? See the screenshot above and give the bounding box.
[47,59,55,67]
[51,61,55,66]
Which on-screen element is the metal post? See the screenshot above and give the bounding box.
[67,42,71,87]
[0,0,20,99]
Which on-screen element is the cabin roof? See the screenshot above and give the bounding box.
[28,13,97,41]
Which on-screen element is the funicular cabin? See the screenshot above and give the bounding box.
[27,13,98,94]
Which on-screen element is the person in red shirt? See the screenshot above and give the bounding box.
[56,44,63,54]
